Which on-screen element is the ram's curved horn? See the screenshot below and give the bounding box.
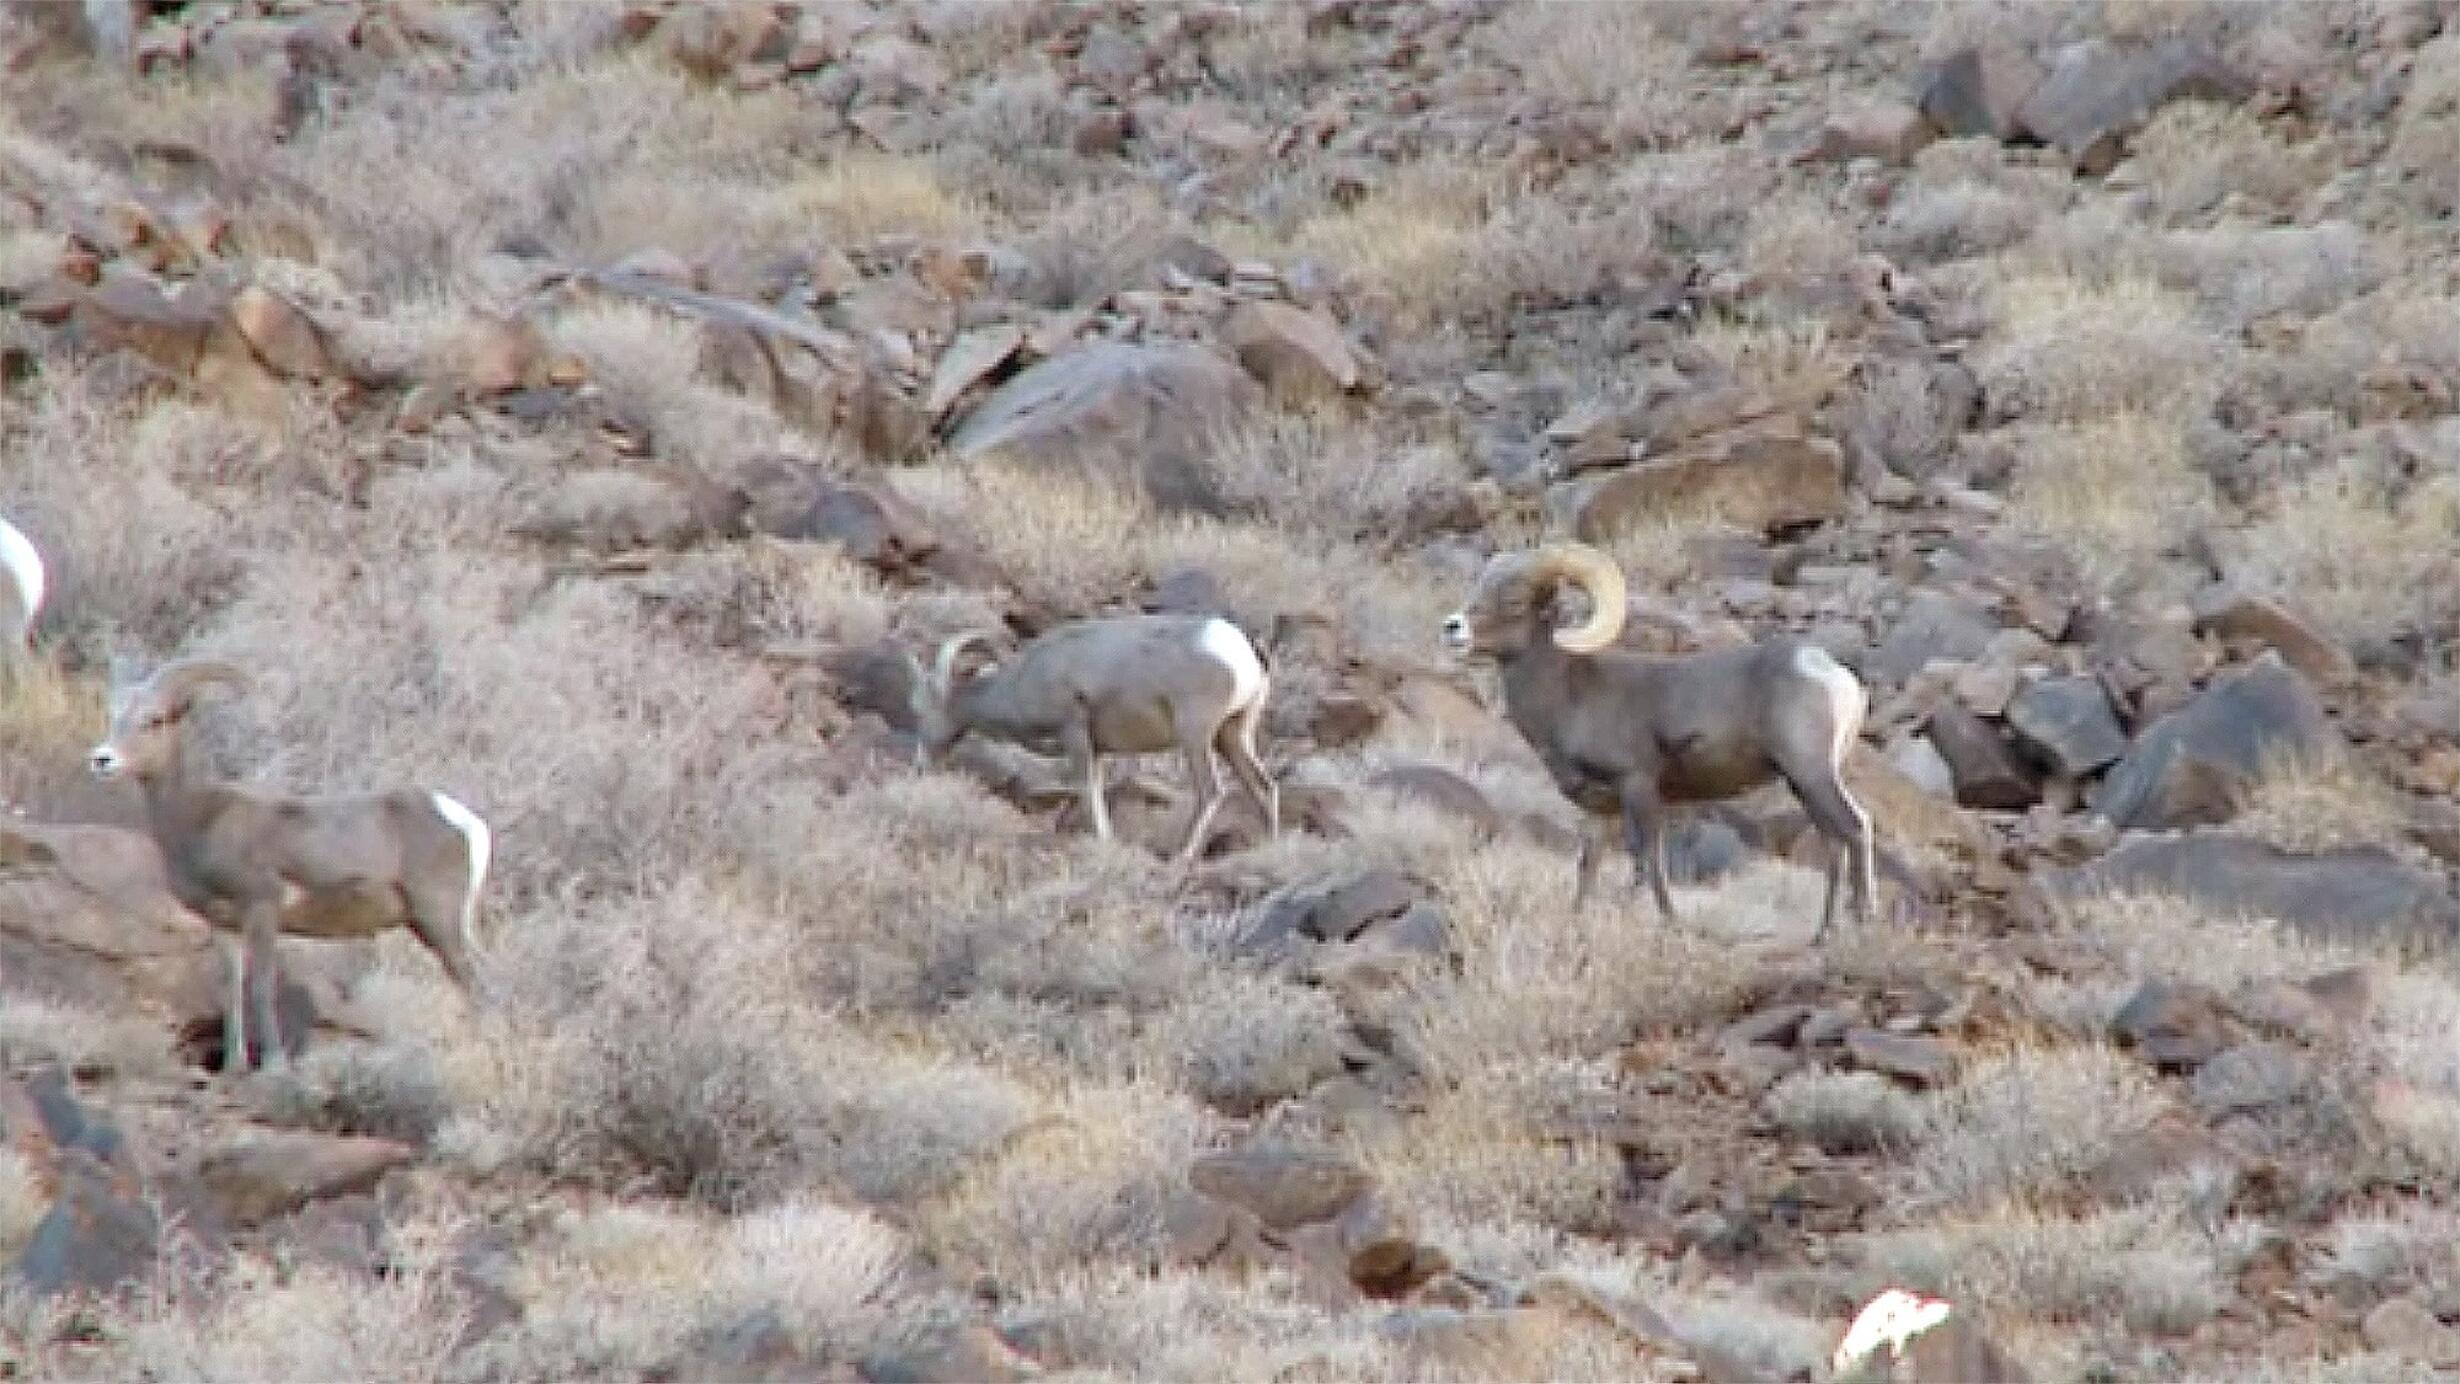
[1529,543,1626,654]
[931,630,998,694]
[147,658,250,711]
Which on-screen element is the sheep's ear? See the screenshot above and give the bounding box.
[106,653,141,691]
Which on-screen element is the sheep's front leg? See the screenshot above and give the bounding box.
[242,902,289,1073]
[1572,816,1613,911]
[1062,718,1111,842]
[219,934,249,1076]
[1620,780,1677,922]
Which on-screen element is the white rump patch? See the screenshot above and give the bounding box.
[0,516,45,636]
[1197,617,1268,712]
[1833,1288,1954,1375]
[429,791,493,938]
[1791,644,1866,771]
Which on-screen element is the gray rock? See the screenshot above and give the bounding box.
[2016,37,2256,173]
[1926,702,2038,810]
[1918,42,2046,140]
[2005,675,2129,777]
[1869,589,2000,687]
[947,341,1262,515]
[2053,830,2460,953]
[2092,653,2337,831]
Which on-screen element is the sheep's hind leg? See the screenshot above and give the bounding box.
[1572,816,1612,911]
[242,904,289,1073]
[1216,703,1279,841]
[1173,716,1227,865]
[1062,719,1111,842]
[220,935,249,1075]
[1784,768,1878,942]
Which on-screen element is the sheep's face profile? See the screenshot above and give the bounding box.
[909,631,994,766]
[1441,542,1627,660]
[90,659,248,782]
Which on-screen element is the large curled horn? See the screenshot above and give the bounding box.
[1529,543,1627,654]
[931,630,998,694]
[147,658,250,710]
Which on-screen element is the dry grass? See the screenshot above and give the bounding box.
[1909,1043,2171,1212]
[0,1147,43,1262]
[1357,1060,1625,1237]
[1976,269,2222,423]
[2228,465,2460,660]
[1286,162,1493,324]
[2227,747,2416,858]
[1859,1200,2243,1333]
[912,460,1151,616]
[1763,1069,1924,1155]
[2002,411,2217,588]
[2128,100,2329,225]
[0,994,177,1079]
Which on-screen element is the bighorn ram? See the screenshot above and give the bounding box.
[89,659,492,1072]
[1441,542,1879,939]
[908,613,1279,863]
[0,512,45,673]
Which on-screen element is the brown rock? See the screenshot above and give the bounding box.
[2004,675,2128,778]
[1364,764,1507,838]
[1925,702,2038,810]
[1189,1143,1372,1230]
[2362,1296,2460,1369]
[454,311,550,396]
[1224,300,1363,399]
[1844,1028,1955,1087]
[1564,418,1845,541]
[656,1,782,80]
[1917,42,2045,141]
[2110,978,2232,1072]
[924,323,1023,419]
[227,284,330,379]
[0,822,222,1040]
[2191,591,2355,688]
[2016,37,2256,173]
[198,1129,414,1228]
[1808,101,1936,165]
[73,267,225,376]
[947,340,1262,514]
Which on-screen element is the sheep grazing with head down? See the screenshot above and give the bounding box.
[908,612,1279,863]
[89,658,493,1073]
[0,512,46,675]
[1441,541,1879,940]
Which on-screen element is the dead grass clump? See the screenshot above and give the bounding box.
[117,1214,473,1384]
[0,660,105,813]
[1975,270,2221,423]
[0,995,177,1080]
[2003,411,2217,588]
[1357,1060,1624,1235]
[2066,890,2370,998]
[2149,221,2378,332]
[649,542,894,653]
[1446,200,1664,323]
[479,1197,931,1379]
[1487,2,1707,144]
[1153,971,1350,1115]
[1910,1043,2170,1212]
[1288,161,1494,323]
[775,152,986,246]
[543,300,710,427]
[254,1038,451,1146]
[917,1081,1212,1288]
[1005,184,1176,309]
[2227,464,2460,662]
[2365,971,2460,1179]
[2227,747,2415,859]
[1763,1069,1924,1155]
[2390,34,2460,216]
[2128,100,2328,224]
[1684,316,1852,415]
[1199,407,1466,542]
[1858,1201,2236,1333]
[1873,179,2041,265]
[921,460,1150,615]
[3,381,248,667]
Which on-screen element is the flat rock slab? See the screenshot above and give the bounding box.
[1190,1144,1373,1230]
[2093,652,2338,831]
[1843,1027,1956,1087]
[2051,829,2460,953]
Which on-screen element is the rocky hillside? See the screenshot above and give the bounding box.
[4,0,2460,1379]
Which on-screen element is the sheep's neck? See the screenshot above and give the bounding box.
[1496,634,1576,739]
[133,750,229,873]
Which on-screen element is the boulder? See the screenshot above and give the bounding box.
[1188,1143,1373,1231]
[227,284,330,380]
[923,323,1023,419]
[1917,43,2046,141]
[2092,652,2337,830]
[2015,37,2256,173]
[1844,1028,1955,1087]
[1869,590,2000,688]
[1807,101,1937,165]
[0,822,220,1033]
[2052,830,2460,953]
[196,1129,416,1228]
[2003,675,2128,777]
[2110,978,2233,1072]
[2361,1296,2460,1370]
[2191,590,2355,688]
[71,266,224,376]
[1224,300,1364,399]
[947,340,1262,514]
[1561,417,1845,541]
[1925,703,2037,810]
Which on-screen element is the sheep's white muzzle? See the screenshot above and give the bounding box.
[88,745,122,778]
[1440,613,1472,655]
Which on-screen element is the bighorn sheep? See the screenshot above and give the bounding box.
[1441,542,1878,939]
[0,512,45,673]
[908,613,1279,863]
[88,659,492,1072]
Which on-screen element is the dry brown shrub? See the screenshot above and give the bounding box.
[2227,747,2416,859]
[2227,464,2460,661]
[1975,270,2222,423]
[1858,1199,2243,1333]
[2002,411,2217,589]
[1763,1069,1923,1155]
[2129,100,2329,224]
[1910,1043,2171,1211]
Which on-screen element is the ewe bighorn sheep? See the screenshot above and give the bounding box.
[88,659,492,1072]
[0,512,45,672]
[908,613,1279,863]
[1441,542,1879,939]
